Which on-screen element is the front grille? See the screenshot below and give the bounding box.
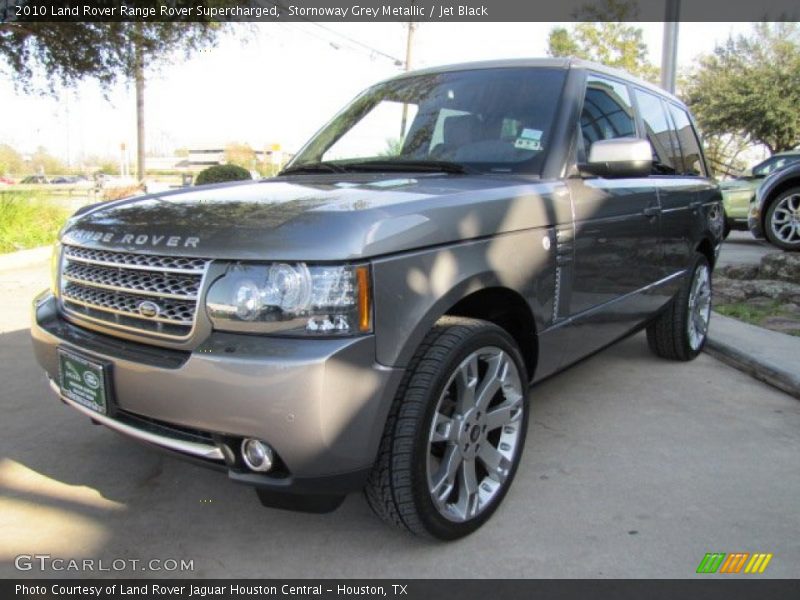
[60,245,210,340]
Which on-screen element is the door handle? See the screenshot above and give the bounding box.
[643,206,661,218]
[690,201,702,211]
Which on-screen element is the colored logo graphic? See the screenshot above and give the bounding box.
[696,552,773,574]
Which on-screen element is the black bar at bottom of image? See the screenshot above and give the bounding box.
[4,579,800,600]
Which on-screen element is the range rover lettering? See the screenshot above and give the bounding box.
[31,59,723,540]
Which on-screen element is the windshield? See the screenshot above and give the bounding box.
[287,67,567,175]
[752,154,800,177]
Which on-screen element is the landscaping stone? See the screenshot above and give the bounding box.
[713,277,800,304]
[717,263,759,280]
[759,253,800,284]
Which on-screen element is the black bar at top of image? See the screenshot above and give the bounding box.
[4,580,800,600]
[1,0,800,23]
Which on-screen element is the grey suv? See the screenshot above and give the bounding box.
[31,59,722,540]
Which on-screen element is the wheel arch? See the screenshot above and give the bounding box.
[695,236,716,270]
[382,272,543,384]
[444,287,539,381]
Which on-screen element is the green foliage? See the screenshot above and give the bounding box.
[716,300,800,337]
[0,20,227,92]
[194,164,251,186]
[547,0,659,82]
[224,142,257,170]
[702,134,750,178]
[0,144,24,176]
[0,191,70,253]
[96,161,119,176]
[684,23,800,154]
[380,138,403,157]
[29,146,65,176]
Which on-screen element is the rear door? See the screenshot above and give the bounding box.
[633,89,710,282]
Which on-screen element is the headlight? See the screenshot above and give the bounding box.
[206,262,372,336]
[50,242,62,297]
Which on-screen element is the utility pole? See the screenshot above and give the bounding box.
[134,25,146,183]
[399,19,416,138]
[660,0,680,93]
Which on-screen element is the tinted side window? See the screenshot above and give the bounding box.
[634,89,680,175]
[579,75,636,159]
[668,104,706,176]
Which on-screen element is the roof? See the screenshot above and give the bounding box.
[388,57,682,106]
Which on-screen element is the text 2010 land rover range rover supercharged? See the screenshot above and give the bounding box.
[32,59,722,540]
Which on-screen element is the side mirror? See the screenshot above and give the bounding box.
[742,167,755,178]
[580,138,653,178]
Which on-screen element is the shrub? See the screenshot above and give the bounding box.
[194,164,251,186]
[0,192,70,253]
[102,184,145,202]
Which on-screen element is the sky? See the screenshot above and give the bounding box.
[0,21,754,165]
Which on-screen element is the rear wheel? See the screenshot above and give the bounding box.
[764,188,800,251]
[647,253,712,361]
[365,317,529,540]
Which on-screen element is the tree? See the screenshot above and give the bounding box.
[547,0,659,82]
[1,14,230,181]
[29,146,65,176]
[684,23,800,155]
[224,142,257,171]
[0,144,24,176]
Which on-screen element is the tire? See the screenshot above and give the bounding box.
[764,187,800,251]
[647,253,712,361]
[364,317,529,540]
[722,213,731,240]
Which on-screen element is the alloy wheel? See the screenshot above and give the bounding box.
[426,346,525,523]
[687,264,711,351]
[769,193,800,245]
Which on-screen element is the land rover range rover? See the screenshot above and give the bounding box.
[31,59,723,539]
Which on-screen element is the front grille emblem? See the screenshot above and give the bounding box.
[138,300,161,318]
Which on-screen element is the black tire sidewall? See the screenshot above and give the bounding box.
[764,189,800,251]
[408,324,529,540]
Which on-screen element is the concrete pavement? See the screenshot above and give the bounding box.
[707,312,800,400]
[716,231,773,268]
[0,262,798,579]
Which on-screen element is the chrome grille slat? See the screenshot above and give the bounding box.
[59,245,210,340]
[63,262,200,300]
[63,283,195,326]
[64,246,207,274]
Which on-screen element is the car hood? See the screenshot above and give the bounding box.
[61,173,563,261]
[719,178,758,192]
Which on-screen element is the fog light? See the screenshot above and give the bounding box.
[241,438,274,472]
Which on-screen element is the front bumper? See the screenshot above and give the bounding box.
[31,292,403,503]
[748,204,765,239]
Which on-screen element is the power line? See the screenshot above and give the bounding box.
[257,0,404,66]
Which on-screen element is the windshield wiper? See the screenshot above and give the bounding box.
[339,159,473,174]
[279,162,349,176]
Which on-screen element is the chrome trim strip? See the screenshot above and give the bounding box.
[62,275,198,302]
[62,295,194,326]
[59,308,194,343]
[63,253,206,275]
[48,378,225,461]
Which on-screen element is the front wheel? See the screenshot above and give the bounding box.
[365,317,529,540]
[764,188,800,251]
[647,253,712,361]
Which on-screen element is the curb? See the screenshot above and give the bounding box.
[705,317,800,400]
[0,245,51,271]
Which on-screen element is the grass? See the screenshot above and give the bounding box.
[716,300,800,337]
[0,191,71,254]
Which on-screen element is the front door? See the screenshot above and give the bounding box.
[560,74,664,359]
